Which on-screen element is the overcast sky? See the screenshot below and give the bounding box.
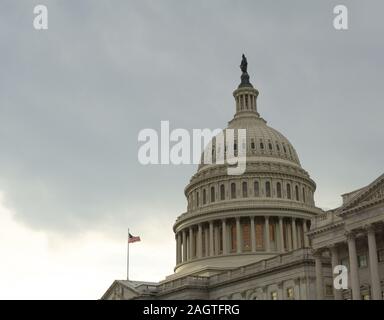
[0,0,383,299]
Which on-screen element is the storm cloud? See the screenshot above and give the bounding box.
[0,0,383,238]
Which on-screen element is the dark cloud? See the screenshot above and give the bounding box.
[0,0,383,234]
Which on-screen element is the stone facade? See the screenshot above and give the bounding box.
[101,61,384,300]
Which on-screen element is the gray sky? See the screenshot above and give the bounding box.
[0,0,383,299]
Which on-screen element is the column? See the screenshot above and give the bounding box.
[314,251,324,300]
[182,230,187,262]
[209,221,214,256]
[367,225,381,300]
[214,225,219,255]
[265,216,270,252]
[204,227,209,257]
[236,217,241,253]
[197,224,203,258]
[189,227,194,259]
[292,218,298,250]
[176,233,181,264]
[279,217,285,252]
[251,216,256,253]
[347,232,361,300]
[303,220,310,247]
[222,219,228,254]
[329,245,343,300]
[287,221,292,251]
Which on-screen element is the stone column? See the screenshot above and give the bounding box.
[236,217,241,253]
[176,233,181,264]
[303,220,310,247]
[182,230,187,262]
[222,219,228,255]
[204,227,209,257]
[265,216,270,252]
[250,216,256,253]
[214,225,219,255]
[209,221,214,256]
[287,221,292,251]
[347,232,361,300]
[189,227,194,259]
[329,245,343,300]
[197,224,203,258]
[292,218,297,250]
[314,251,324,300]
[279,217,285,252]
[366,225,381,300]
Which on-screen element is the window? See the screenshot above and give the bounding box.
[203,189,207,205]
[286,288,294,299]
[276,143,280,151]
[378,249,384,262]
[211,186,215,203]
[283,145,287,153]
[277,182,282,198]
[271,291,278,300]
[295,185,299,201]
[242,223,251,251]
[287,184,291,199]
[231,183,236,199]
[251,139,255,149]
[358,255,368,268]
[230,224,236,252]
[302,187,306,203]
[268,143,273,150]
[254,181,260,197]
[260,142,264,149]
[242,182,248,198]
[220,184,225,200]
[266,181,271,198]
[196,192,199,207]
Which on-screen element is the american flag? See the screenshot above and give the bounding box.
[128,233,141,243]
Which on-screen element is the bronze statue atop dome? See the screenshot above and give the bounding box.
[240,54,248,73]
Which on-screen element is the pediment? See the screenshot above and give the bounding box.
[340,173,384,214]
[101,281,140,300]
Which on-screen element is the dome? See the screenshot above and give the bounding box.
[171,56,321,278]
[198,115,301,172]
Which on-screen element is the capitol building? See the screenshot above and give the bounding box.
[102,57,384,300]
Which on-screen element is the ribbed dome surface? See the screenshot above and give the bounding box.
[198,114,300,171]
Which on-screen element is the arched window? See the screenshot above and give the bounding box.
[211,186,215,203]
[242,182,248,198]
[196,191,200,207]
[220,184,225,200]
[266,181,271,198]
[277,182,282,198]
[276,143,280,151]
[295,185,299,201]
[260,142,264,149]
[287,184,291,199]
[231,183,236,199]
[268,143,273,150]
[203,189,207,205]
[302,187,306,203]
[251,140,255,149]
[254,181,260,197]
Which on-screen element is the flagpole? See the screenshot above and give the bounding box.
[127,228,130,280]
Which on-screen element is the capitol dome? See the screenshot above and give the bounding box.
[172,56,322,277]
